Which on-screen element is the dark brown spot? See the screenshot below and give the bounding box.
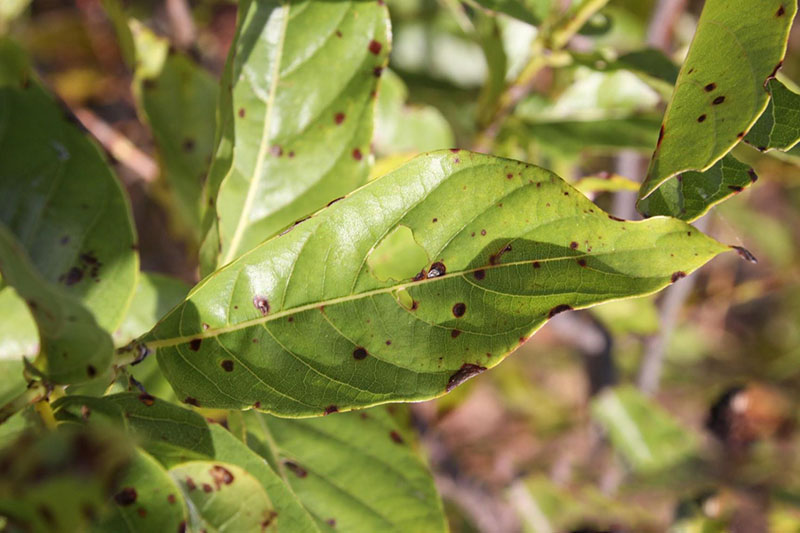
[262,511,279,530]
[451,329,461,338]
[506,173,513,179]
[737,131,745,139]
[533,261,540,268]
[202,483,213,493]
[189,338,202,351]
[373,66,383,77]
[253,296,270,315]
[327,196,345,207]
[413,269,426,281]
[353,347,368,360]
[548,304,573,318]
[728,185,743,193]
[410,301,419,311]
[449,148,459,153]
[288,151,295,158]
[59,235,70,245]
[335,30,342,38]
[608,215,625,222]
[238,108,245,118]
[114,487,137,506]
[489,244,512,265]
[713,96,725,105]
[747,168,758,182]
[428,262,446,278]
[137,507,147,518]
[324,405,338,415]
[473,269,485,280]
[184,397,200,406]
[704,83,716,92]
[570,241,578,249]
[178,521,187,533]
[671,271,686,283]
[334,112,345,124]
[389,430,404,444]
[326,518,336,527]
[577,259,587,267]
[480,229,487,236]
[452,302,466,317]
[432,217,438,223]
[285,461,307,477]
[777,5,786,16]
[210,465,234,489]
[270,145,283,157]
[697,114,707,123]
[731,245,758,263]
[186,477,197,491]
[768,61,783,83]
[221,360,234,372]
[368,40,382,54]
[385,340,391,345]
[446,363,486,392]
[352,148,363,160]
[657,125,664,148]
[138,393,155,406]
[182,138,195,152]
[87,365,97,377]
[167,494,176,504]
[63,267,84,286]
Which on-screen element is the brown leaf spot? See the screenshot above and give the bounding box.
[368,40,382,55]
[713,96,725,105]
[352,148,363,160]
[452,302,466,317]
[473,269,485,280]
[747,168,758,182]
[324,405,338,415]
[570,241,579,249]
[202,483,213,493]
[704,83,717,92]
[114,487,137,506]
[87,365,97,378]
[253,296,270,315]
[184,397,200,407]
[428,262,446,278]
[577,259,587,267]
[221,360,234,372]
[697,114,707,123]
[189,338,202,351]
[238,108,245,118]
[178,521,187,533]
[334,112,345,124]
[446,363,486,392]
[167,494,177,504]
[671,271,686,283]
[138,393,155,406]
[63,267,84,286]
[728,185,743,193]
[389,430,404,444]
[210,465,234,489]
[777,4,786,16]
[353,347,368,360]
[285,461,308,478]
[373,66,383,77]
[270,145,283,157]
[548,304,573,318]
[451,329,461,338]
[731,245,758,263]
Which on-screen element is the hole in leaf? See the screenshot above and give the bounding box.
[367,225,429,282]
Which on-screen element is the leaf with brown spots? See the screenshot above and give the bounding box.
[638,0,796,214]
[140,151,729,415]
[199,0,391,275]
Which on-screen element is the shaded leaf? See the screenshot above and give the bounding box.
[200,0,390,274]
[141,150,728,416]
[521,115,661,155]
[637,0,796,206]
[0,226,112,383]
[93,448,188,533]
[114,272,190,347]
[745,78,800,152]
[374,69,454,157]
[131,22,218,244]
[572,47,679,87]
[0,39,138,335]
[53,393,320,533]
[0,426,133,533]
[247,408,446,532]
[637,154,757,222]
[591,385,699,473]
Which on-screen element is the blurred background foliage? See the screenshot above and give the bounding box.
[2,0,800,531]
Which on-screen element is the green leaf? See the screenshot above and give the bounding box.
[520,115,662,155]
[200,0,390,275]
[0,284,37,360]
[93,448,188,533]
[0,426,133,533]
[53,393,321,533]
[637,0,796,205]
[170,461,278,532]
[572,48,679,86]
[374,70,454,157]
[591,385,698,473]
[0,40,138,335]
[141,150,729,416]
[131,22,218,244]
[745,78,800,152]
[636,154,758,222]
[247,408,446,532]
[0,226,113,383]
[470,0,551,26]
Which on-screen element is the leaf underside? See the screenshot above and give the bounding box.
[142,150,727,416]
[744,77,800,152]
[638,0,796,205]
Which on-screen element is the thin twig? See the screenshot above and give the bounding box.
[73,108,159,183]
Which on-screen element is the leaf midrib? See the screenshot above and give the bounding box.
[223,3,291,266]
[145,245,666,349]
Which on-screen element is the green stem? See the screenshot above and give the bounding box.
[0,381,47,425]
